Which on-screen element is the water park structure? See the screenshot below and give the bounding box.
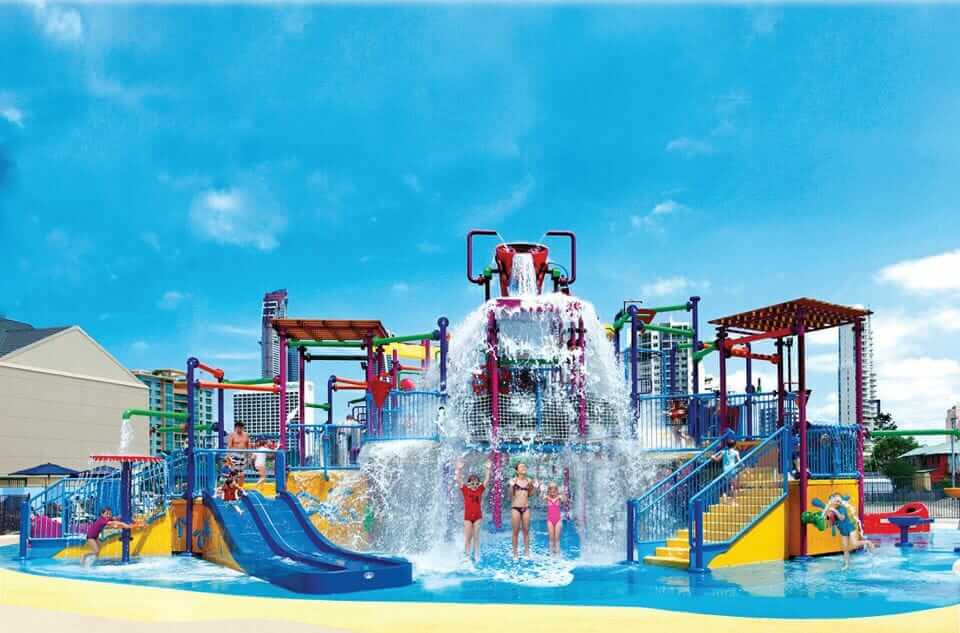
[4,229,959,631]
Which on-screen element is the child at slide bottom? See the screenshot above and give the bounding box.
[456,459,491,562]
[824,494,876,570]
[82,507,138,566]
[544,483,567,556]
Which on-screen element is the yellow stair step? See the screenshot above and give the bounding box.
[655,546,690,559]
[666,537,689,548]
[643,555,690,569]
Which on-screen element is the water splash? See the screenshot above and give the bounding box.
[119,417,135,454]
[508,252,538,296]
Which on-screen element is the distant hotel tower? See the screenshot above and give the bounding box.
[838,315,879,425]
[260,289,299,382]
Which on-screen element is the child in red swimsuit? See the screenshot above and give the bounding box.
[456,458,491,562]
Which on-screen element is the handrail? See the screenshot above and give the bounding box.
[688,426,789,571]
[631,431,729,512]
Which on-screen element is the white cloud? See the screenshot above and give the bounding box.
[877,356,960,428]
[131,340,149,352]
[806,353,838,374]
[0,105,25,128]
[630,199,688,234]
[809,391,839,422]
[402,174,423,193]
[31,0,84,45]
[641,276,710,298]
[391,282,410,295]
[876,249,960,295]
[417,241,443,254]
[469,175,534,227]
[805,327,838,346]
[43,228,93,280]
[157,290,187,311]
[725,369,776,394]
[86,73,169,108]
[665,137,713,157]
[140,231,161,252]
[206,351,259,361]
[212,324,260,337]
[307,170,354,221]
[189,186,287,251]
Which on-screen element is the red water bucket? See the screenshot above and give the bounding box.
[495,242,549,296]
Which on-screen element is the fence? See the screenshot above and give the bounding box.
[626,433,731,560]
[688,427,789,571]
[288,424,363,471]
[807,423,859,478]
[864,476,960,519]
[0,489,29,534]
[367,390,443,441]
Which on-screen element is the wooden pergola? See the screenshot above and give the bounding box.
[271,318,388,342]
[709,298,872,557]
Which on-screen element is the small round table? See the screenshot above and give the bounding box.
[887,515,935,547]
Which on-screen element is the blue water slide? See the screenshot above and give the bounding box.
[202,492,412,594]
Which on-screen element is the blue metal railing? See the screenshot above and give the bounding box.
[626,431,732,561]
[696,391,796,440]
[807,423,859,478]
[288,423,363,473]
[688,426,790,571]
[366,390,444,441]
[193,448,284,496]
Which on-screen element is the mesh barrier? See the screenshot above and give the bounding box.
[807,423,859,478]
[367,390,444,441]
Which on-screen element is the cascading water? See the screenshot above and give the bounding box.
[330,286,658,582]
[119,417,135,455]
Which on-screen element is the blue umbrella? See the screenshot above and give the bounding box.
[10,462,79,485]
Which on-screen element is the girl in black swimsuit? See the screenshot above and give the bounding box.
[509,462,539,559]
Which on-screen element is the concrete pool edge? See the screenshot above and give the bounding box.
[1,567,958,633]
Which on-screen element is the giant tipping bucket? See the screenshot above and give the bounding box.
[494,242,550,296]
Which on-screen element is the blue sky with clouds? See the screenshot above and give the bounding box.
[1,3,958,428]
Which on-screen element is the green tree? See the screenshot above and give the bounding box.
[883,458,917,488]
[869,435,919,473]
[872,411,897,432]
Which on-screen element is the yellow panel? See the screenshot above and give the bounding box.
[201,506,243,572]
[382,342,435,362]
[788,479,860,557]
[55,511,173,560]
[708,500,787,569]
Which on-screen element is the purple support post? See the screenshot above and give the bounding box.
[279,334,289,452]
[718,328,728,435]
[775,338,785,428]
[298,346,306,467]
[327,375,335,425]
[853,318,865,524]
[745,343,753,437]
[217,377,225,449]
[577,316,587,437]
[391,349,399,388]
[797,318,809,557]
[423,339,431,372]
[628,306,639,435]
[689,296,701,443]
[487,310,503,530]
[669,344,678,395]
[438,317,449,392]
[613,311,622,359]
[185,357,197,556]
[376,346,386,435]
[364,335,375,434]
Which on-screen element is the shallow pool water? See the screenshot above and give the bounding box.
[5,531,960,619]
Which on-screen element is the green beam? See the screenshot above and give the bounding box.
[872,429,960,439]
[305,402,331,411]
[122,408,187,422]
[641,323,694,339]
[154,424,215,433]
[347,397,366,405]
[692,347,717,363]
[292,340,364,348]
[372,332,437,346]
[612,313,631,331]
[217,377,275,385]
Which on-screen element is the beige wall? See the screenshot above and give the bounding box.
[0,328,148,474]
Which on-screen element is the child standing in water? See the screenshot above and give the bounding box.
[81,507,138,566]
[544,482,566,556]
[711,437,741,503]
[456,458,491,562]
[824,494,875,570]
[509,462,540,560]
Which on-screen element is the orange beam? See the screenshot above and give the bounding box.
[196,381,279,393]
[334,376,366,386]
[333,383,366,391]
[196,362,225,381]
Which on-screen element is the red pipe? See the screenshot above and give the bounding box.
[729,347,780,364]
[196,362,225,381]
[334,377,366,386]
[724,327,794,349]
[333,384,367,391]
[197,381,279,393]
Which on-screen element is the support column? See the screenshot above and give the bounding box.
[487,310,502,530]
[797,320,809,557]
[438,317,449,392]
[279,334,289,456]
[775,338,785,428]
[853,318,865,523]
[689,296,701,443]
[718,328,728,436]
[185,357,197,556]
[628,306,639,437]
[216,379,225,450]
[577,316,587,437]
[745,343,753,437]
[298,346,306,467]
[120,461,132,564]
[364,335,375,433]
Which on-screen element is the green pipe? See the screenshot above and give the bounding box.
[305,403,331,411]
[872,429,960,439]
[612,313,631,331]
[218,377,275,385]
[641,323,694,339]
[679,341,714,351]
[347,397,366,405]
[292,340,364,348]
[154,424,215,433]
[372,332,437,346]
[650,303,689,314]
[122,408,187,422]
[692,347,716,363]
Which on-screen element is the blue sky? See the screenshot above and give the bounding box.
[1,3,958,429]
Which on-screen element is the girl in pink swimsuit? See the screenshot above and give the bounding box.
[544,482,566,556]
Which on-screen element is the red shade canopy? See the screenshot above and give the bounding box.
[272,318,388,341]
[709,298,871,334]
[89,454,163,463]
